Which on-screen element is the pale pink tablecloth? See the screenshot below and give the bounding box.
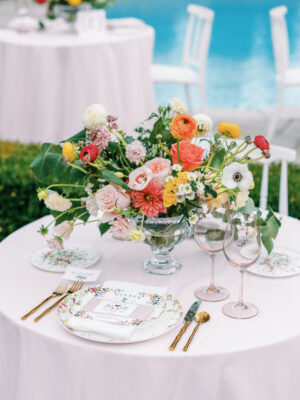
[1,215,300,400]
[0,21,155,143]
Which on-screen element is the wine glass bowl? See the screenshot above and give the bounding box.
[222,212,262,319]
[193,204,230,302]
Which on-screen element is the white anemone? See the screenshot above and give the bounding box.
[221,162,253,190]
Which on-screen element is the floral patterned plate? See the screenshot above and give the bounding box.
[248,247,300,278]
[30,243,101,273]
[57,287,183,344]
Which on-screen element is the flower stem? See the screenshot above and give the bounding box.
[158,138,171,156]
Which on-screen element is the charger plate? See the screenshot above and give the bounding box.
[248,247,300,278]
[57,287,183,344]
[30,243,101,272]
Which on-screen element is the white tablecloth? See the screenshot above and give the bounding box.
[0,21,155,143]
[1,215,300,400]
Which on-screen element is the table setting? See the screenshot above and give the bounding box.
[1,98,300,400]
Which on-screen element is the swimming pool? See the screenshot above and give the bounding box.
[107,0,300,109]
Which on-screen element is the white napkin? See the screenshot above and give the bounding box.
[67,281,166,341]
[8,16,39,32]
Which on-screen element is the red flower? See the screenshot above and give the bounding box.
[80,144,99,164]
[132,180,166,218]
[170,141,204,171]
[253,135,270,151]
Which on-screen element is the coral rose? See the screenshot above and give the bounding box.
[218,122,242,138]
[144,158,171,184]
[170,114,198,140]
[80,144,99,164]
[128,166,153,191]
[253,135,270,151]
[95,185,130,212]
[170,141,204,171]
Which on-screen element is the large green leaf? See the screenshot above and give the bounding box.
[210,149,226,169]
[150,118,169,144]
[99,222,111,236]
[63,129,87,143]
[101,169,131,190]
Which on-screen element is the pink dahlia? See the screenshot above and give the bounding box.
[132,180,166,218]
[89,127,111,152]
[125,140,146,165]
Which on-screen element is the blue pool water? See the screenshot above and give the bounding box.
[107,0,300,109]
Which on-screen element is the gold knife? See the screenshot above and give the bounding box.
[169,300,202,351]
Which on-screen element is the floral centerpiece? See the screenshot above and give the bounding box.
[31,98,280,274]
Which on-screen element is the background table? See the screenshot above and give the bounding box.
[1,215,300,400]
[0,21,155,143]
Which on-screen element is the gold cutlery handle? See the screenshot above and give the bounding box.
[169,321,191,351]
[183,323,200,352]
[34,294,68,323]
[21,295,55,320]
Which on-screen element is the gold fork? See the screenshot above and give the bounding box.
[21,280,68,320]
[34,281,84,323]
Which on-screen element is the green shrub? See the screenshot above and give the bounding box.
[0,141,299,241]
[0,142,48,241]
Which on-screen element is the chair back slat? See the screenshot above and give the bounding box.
[269,6,289,74]
[183,4,214,71]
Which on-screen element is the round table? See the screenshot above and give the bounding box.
[0,21,155,144]
[1,215,300,400]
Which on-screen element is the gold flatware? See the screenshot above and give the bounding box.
[182,311,210,352]
[21,280,68,320]
[169,300,202,351]
[34,281,83,323]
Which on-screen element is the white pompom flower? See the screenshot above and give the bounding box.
[83,104,108,131]
[169,98,186,114]
[44,192,72,212]
[222,162,254,190]
[193,114,213,136]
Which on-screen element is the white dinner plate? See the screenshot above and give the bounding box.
[57,287,183,344]
[30,243,101,272]
[248,246,300,278]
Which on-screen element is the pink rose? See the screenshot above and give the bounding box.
[110,217,133,241]
[47,236,63,250]
[95,185,130,212]
[144,158,171,184]
[128,166,153,191]
[53,221,73,240]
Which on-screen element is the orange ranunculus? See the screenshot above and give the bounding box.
[218,122,242,139]
[169,114,198,140]
[170,141,204,171]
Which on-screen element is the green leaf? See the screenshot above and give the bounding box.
[62,129,87,143]
[99,222,111,236]
[262,234,274,255]
[238,198,256,213]
[124,136,135,144]
[150,118,169,144]
[101,169,131,190]
[210,149,226,169]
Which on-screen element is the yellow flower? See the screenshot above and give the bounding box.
[130,228,145,242]
[176,172,188,185]
[115,172,124,178]
[163,190,177,208]
[206,191,229,212]
[38,190,48,201]
[67,0,82,6]
[218,122,242,139]
[62,142,75,162]
[165,181,175,192]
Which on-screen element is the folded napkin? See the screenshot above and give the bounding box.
[67,281,166,341]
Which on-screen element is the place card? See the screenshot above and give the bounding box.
[63,266,101,283]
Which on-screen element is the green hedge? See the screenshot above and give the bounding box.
[0,141,299,241]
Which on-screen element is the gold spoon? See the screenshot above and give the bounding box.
[182,311,210,352]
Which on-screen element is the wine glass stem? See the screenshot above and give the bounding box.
[237,268,245,307]
[208,253,217,291]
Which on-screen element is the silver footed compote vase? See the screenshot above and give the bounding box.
[136,215,190,275]
[193,202,230,301]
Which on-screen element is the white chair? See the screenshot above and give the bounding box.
[151,4,214,113]
[267,6,300,140]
